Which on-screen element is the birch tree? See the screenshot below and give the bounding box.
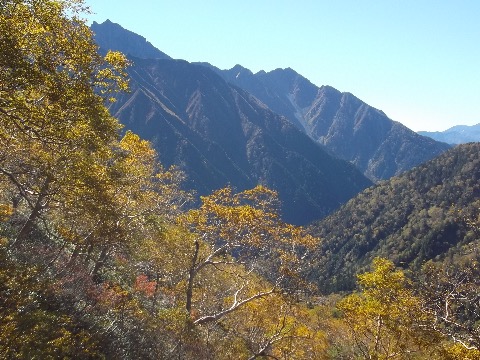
[178,185,315,325]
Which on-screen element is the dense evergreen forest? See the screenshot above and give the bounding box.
[1,1,479,358]
[307,142,480,293]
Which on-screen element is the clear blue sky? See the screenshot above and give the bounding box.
[84,0,480,132]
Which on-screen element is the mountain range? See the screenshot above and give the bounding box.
[419,123,480,144]
[198,63,451,181]
[91,20,452,225]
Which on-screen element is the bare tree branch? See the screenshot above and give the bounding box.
[193,287,276,326]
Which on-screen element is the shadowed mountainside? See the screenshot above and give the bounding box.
[107,57,372,225]
[201,63,451,181]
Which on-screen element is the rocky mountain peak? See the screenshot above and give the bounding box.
[91,20,171,60]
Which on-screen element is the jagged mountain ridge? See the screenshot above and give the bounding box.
[306,142,480,293]
[106,57,372,225]
[419,123,480,144]
[195,63,320,133]
[200,63,452,181]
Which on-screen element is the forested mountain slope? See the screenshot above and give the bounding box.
[307,142,480,293]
